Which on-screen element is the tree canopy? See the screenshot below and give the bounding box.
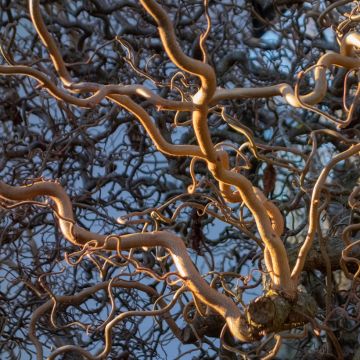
[0,0,360,359]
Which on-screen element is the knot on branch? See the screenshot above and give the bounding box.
[246,289,317,337]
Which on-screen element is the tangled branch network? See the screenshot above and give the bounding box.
[0,0,360,359]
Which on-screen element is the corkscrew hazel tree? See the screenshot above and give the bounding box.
[0,0,360,359]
